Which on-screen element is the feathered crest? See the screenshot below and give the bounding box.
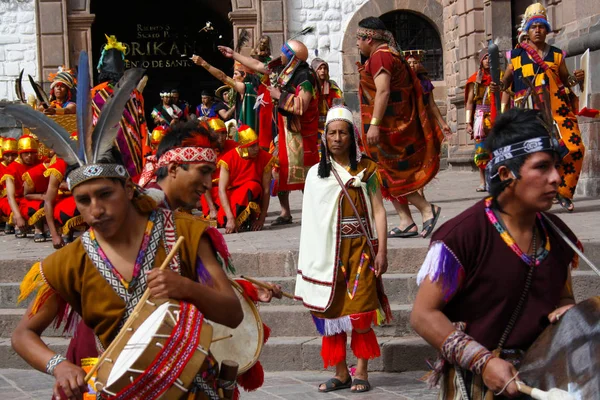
[235,29,250,53]
[289,26,315,40]
[15,69,25,103]
[76,51,92,163]
[28,75,50,108]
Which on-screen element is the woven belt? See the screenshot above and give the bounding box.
[340,216,368,239]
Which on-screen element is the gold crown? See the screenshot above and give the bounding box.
[2,138,18,154]
[208,117,226,133]
[524,3,547,20]
[237,125,258,148]
[151,127,167,145]
[18,135,39,153]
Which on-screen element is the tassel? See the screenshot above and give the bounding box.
[235,279,259,303]
[350,311,376,331]
[263,323,271,344]
[321,332,347,368]
[196,258,213,285]
[18,262,56,315]
[351,329,380,360]
[233,387,240,400]
[416,242,465,301]
[376,277,393,324]
[205,227,235,274]
[237,360,264,391]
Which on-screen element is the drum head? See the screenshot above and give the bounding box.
[519,296,600,398]
[208,280,263,374]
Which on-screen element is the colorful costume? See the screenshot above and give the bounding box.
[151,94,183,128]
[274,41,320,192]
[196,103,219,119]
[19,208,231,399]
[417,199,580,398]
[47,67,76,112]
[509,5,584,200]
[19,158,50,226]
[466,50,496,170]
[217,125,274,228]
[358,43,443,199]
[295,106,391,368]
[92,34,149,177]
[310,58,343,139]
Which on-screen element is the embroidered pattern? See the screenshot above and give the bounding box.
[340,252,374,300]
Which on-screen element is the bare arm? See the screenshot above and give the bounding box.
[252,164,272,231]
[465,83,475,136]
[192,55,246,95]
[218,165,237,233]
[147,236,243,328]
[203,190,218,219]
[500,64,514,109]
[218,105,235,121]
[217,46,269,75]
[429,92,451,136]
[369,184,388,276]
[6,178,25,229]
[366,71,391,146]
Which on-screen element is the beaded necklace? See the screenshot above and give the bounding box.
[484,197,550,266]
[89,212,156,290]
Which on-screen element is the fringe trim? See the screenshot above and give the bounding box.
[22,173,35,192]
[366,170,380,195]
[417,242,465,301]
[321,332,347,368]
[237,361,264,392]
[217,159,229,171]
[43,168,64,183]
[18,262,54,315]
[205,227,235,274]
[235,201,261,227]
[27,207,45,226]
[61,215,87,235]
[235,279,260,302]
[0,174,14,186]
[350,329,381,360]
[312,310,384,336]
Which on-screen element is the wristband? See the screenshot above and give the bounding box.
[441,329,494,375]
[465,110,473,124]
[501,103,507,114]
[46,354,67,376]
[566,75,578,88]
[370,117,381,126]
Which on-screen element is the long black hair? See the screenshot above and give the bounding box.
[317,120,358,178]
[485,108,556,200]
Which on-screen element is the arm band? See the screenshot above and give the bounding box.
[46,354,67,376]
[465,110,473,124]
[441,329,494,375]
[370,117,381,126]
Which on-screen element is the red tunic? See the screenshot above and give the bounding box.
[20,160,49,224]
[45,157,83,233]
[217,148,274,227]
[0,159,36,221]
[200,140,238,218]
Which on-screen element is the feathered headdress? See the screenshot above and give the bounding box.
[0,51,145,191]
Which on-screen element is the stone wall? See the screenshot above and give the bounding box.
[0,0,38,103]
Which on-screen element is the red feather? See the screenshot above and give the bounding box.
[263,322,271,344]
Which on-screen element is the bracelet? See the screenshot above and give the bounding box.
[441,329,494,375]
[567,75,578,88]
[46,354,67,376]
[370,117,381,126]
[500,103,507,114]
[465,110,473,124]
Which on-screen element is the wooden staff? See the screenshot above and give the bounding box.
[240,275,295,300]
[85,236,185,382]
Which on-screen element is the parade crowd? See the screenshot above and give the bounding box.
[0,3,594,399]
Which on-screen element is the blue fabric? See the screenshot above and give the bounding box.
[524,17,551,33]
[312,315,326,335]
[281,43,295,61]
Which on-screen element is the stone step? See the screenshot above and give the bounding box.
[0,304,414,338]
[3,269,599,309]
[0,335,437,372]
[3,241,600,283]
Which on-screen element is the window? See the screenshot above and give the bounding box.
[380,11,443,81]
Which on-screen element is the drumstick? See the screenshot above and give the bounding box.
[240,275,295,299]
[516,381,576,400]
[211,334,233,343]
[85,236,185,382]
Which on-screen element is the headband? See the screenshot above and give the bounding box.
[67,163,129,191]
[485,135,566,188]
[137,146,217,187]
[160,92,171,98]
[281,43,295,61]
[356,27,399,51]
[322,106,362,163]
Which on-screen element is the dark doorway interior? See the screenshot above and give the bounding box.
[90,0,233,128]
[380,11,443,81]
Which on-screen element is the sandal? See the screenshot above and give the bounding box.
[388,223,418,238]
[421,204,442,239]
[556,194,574,213]
[34,233,46,243]
[4,225,15,235]
[475,184,486,192]
[15,229,26,238]
[318,376,351,392]
[271,215,292,226]
[350,378,371,393]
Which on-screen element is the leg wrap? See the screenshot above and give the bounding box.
[351,329,380,360]
[321,332,347,368]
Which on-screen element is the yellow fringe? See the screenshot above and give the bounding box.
[8,212,13,225]
[43,168,64,183]
[61,215,86,235]
[217,159,229,171]
[22,173,35,192]
[235,201,261,226]
[375,308,385,326]
[0,174,14,186]
[263,157,276,174]
[27,207,45,226]
[18,262,55,315]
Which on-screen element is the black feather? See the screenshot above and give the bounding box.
[289,26,315,40]
[235,29,250,53]
[15,69,25,103]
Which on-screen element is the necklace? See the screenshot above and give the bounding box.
[89,212,156,291]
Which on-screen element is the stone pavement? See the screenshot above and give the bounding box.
[0,369,437,399]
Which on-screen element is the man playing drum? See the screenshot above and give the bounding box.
[10,88,244,398]
[410,108,582,398]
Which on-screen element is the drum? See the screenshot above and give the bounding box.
[518,296,600,399]
[208,279,264,374]
[94,298,213,399]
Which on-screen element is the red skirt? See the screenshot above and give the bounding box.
[54,196,84,235]
[0,197,11,221]
[217,181,263,227]
[19,198,44,225]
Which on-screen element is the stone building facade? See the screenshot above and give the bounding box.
[0,0,598,195]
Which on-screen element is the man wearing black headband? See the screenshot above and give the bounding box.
[410,108,581,398]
